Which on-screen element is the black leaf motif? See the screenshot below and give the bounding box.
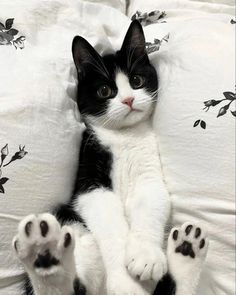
[131,10,166,26]
[231,111,236,117]
[5,18,14,30]
[0,144,28,194]
[0,184,4,194]
[0,177,9,185]
[217,105,229,117]
[0,22,5,30]
[193,120,200,127]
[200,120,206,129]
[197,90,235,129]
[0,18,26,50]
[223,92,235,101]
[7,29,18,36]
[203,100,222,111]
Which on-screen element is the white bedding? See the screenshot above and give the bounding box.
[0,0,235,294]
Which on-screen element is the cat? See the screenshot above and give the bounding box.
[13,20,208,295]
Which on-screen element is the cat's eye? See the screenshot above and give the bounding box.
[97,85,112,98]
[130,75,145,89]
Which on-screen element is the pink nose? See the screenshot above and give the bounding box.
[122,97,134,108]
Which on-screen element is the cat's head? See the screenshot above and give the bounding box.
[72,20,158,129]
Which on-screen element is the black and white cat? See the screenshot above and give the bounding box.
[13,20,208,295]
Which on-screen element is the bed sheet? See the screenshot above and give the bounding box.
[0,0,235,294]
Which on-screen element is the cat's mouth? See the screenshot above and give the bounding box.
[129,107,142,113]
[124,107,142,118]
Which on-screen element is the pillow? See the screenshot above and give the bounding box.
[81,0,127,14]
[0,1,129,293]
[133,3,235,295]
[126,0,235,293]
[127,0,235,18]
[1,1,235,295]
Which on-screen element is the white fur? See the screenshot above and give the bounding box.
[13,214,77,295]
[167,223,209,295]
[13,215,208,295]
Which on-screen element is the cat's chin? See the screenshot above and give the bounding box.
[118,110,151,129]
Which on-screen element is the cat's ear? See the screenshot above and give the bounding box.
[120,20,147,63]
[72,36,106,76]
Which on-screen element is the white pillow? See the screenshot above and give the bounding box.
[0,1,129,293]
[127,0,235,18]
[127,2,235,293]
[81,0,127,14]
[143,7,235,295]
[1,1,235,295]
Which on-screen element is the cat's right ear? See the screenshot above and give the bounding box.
[72,36,104,75]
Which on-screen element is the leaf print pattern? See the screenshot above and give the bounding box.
[0,144,28,194]
[193,119,206,129]
[130,11,169,54]
[203,92,236,118]
[0,18,26,49]
[145,34,169,54]
[193,91,236,129]
[131,10,166,26]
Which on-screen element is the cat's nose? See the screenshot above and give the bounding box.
[122,97,134,108]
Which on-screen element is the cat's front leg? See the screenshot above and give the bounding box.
[75,188,150,295]
[13,213,85,295]
[153,222,209,295]
[167,222,209,295]
[126,177,170,284]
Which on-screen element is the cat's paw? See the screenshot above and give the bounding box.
[107,271,149,295]
[167,222,209,286]
[13,213,76,277]
[125,234,167,282]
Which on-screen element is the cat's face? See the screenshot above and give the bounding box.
[72,20,158,129]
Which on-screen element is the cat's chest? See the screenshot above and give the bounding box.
[94,124,158,198]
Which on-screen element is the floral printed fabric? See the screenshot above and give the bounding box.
[0,1,235,294]
[0,144,28,194]
[0,18,25,49]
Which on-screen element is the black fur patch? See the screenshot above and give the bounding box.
[153,273,176,295]
[54,127,113,225]
[73,277,87,295]
[54,203,84,225]
[74,127,113,193]
[22,275,34,295]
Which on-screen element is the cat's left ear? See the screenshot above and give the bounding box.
[72,36,106,76]
[120,20,147,63]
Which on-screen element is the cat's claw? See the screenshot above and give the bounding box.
[125,234,167,282]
